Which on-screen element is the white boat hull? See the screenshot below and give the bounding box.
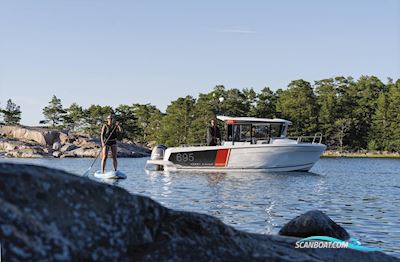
[147,143,326,172]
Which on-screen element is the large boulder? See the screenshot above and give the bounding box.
[0,137,48,158]
[0,138,19,151]
[62,147,100,158]
[0,126,59,146]
[52,141,61,151]
[52,151,62,158]
[0,163,396,261]
[59,132,70,144]
[279,210,350,240]
[60,143,78,153]
[4,148,45,158]
[74,136,100,146]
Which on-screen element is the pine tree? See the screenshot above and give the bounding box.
[131,104,161,143]
[276,80,318,136]
[370,82,390,150]
[158,96,196,146]
[219,88,249,117]
[191,92,218,144]
[252,87,277,118]
[41,95,66,128]
[64,103,85,131]
[351,76,385,149]
[386,79,400,151]
[315,78,340,147]
[115,104,138,142]
[145,110,164,144]
[334,76,356,149]
[83,105,113,136]
[2,99,22,125]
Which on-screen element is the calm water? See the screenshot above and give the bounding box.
[1,157,399,256]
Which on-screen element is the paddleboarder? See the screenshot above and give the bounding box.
[101,113,122,174]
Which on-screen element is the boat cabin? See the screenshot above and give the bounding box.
[216,116,292,145]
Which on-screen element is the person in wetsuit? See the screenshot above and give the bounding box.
[207,119,221,146]
[101,113,123,174]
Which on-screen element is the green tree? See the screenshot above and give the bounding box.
[333,118,352,153]
[386,79,400,151]
[115,104,138,142]
[2,99,22,125]
[333,76,357,148]
[242,88,257,116]
[146,110,164,144]
[369,81,390,150]
[315,78,340,146]
[132,104,162,143]
[158,96,196,146]
[189,86,229,144]
[251,87,277,118]
[63,103,85,131]
[351,76,385,149]
[276,80,318,136]
[41,95,66,127]
[220,88,250,116]
[191,92,218,144]
[83,105,113,136]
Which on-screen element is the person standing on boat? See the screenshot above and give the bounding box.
[101,113,122,174]
[207,119,221,146]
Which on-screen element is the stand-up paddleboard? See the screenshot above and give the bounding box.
[94,170,127,179]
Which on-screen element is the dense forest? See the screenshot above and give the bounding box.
[1,75,400,151]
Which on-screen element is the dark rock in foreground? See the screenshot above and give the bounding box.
[0,163,397,261]
[279,210,350,240]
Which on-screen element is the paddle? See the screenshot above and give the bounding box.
[82,123,119,177]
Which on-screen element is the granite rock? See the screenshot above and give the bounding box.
[52,142,61,151]
[279,210,350,240]
[0,125,59,146]
[60,143,78,153]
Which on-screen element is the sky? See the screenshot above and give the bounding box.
[0,0,399,125]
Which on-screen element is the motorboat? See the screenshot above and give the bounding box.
[146,116,326,172]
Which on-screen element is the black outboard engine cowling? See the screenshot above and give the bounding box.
[150,144,167,160]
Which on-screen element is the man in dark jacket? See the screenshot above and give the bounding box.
[207,119,221,146]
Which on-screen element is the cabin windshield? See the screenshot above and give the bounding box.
[225,122,286,143]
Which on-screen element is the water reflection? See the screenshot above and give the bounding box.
[142,169,327,235]
[94,177,121,186]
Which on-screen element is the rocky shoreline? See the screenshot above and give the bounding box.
[0,125,151,158]
[0,163,397,261]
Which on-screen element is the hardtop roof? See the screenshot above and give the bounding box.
[217,116,292,125]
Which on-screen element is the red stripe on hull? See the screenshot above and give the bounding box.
[215,149,230,167]
[225,149,231,167]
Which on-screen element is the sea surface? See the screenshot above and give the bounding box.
[1,157,399,257]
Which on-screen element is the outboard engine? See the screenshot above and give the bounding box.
[150,144,167,161]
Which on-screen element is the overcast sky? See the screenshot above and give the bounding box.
[1,0,399,125]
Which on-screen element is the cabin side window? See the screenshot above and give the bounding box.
[270,123,284,138]
[253,125,270,141]
[226,124,251,142]
[225,122,287,143]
